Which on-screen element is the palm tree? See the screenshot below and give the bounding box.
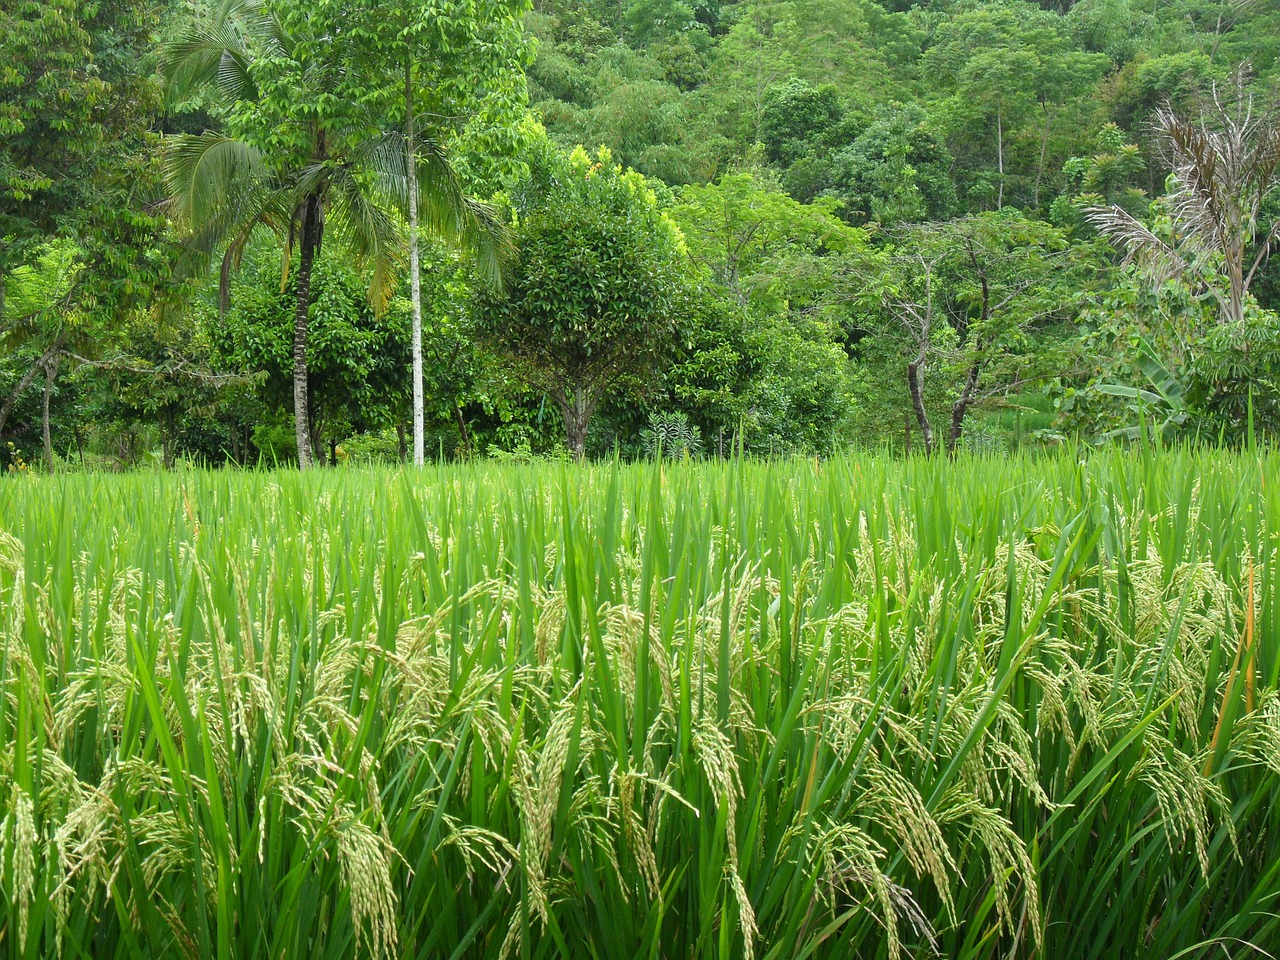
[162,0,507,467]
[1086,68,1280,330]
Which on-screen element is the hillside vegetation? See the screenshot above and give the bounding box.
[2,0,1279,466]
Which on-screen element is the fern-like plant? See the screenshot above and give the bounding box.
[641,410,703,459]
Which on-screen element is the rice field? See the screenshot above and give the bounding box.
[1,450,1278,960]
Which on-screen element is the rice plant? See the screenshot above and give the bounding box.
[0,449,1276,959]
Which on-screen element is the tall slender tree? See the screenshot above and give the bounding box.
[330,0,528,465]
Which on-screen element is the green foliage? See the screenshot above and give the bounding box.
[1058,270,1280,442]
[215,254,412,454]
[829,104,956,225]
[922,0,1110,209]
[669,171,863,296]
[1050,122,1147,229]
[640,408,703,457]
[0,0,161,266]
[858,210,1099,454]
[475,144,693,457]
[759,77,844,165]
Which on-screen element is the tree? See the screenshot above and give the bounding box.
[669,171,862,301]
[331,0,527,466]
[162,0,407,467]
[625,0,697,46]
[0,0,159,296]
[759,78,844,165]
[868,212,1086,454]
[868,240,946,454]
[1086,70,1280,330]
[1,0,167,461]
[214,254,412,463]
[475,145,692,459]
[829,104,956,225]
[1050,123,1147,231]
[0,232,170,468]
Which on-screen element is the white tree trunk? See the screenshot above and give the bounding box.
[996,104,1005,210]
[406,60,425,467]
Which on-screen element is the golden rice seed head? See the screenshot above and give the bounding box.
[4,786,38,952]
[336,814,400,960]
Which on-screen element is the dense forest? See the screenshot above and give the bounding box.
[3,0,1279,467]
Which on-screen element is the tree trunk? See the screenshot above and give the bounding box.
[453,402,472,459]
[565,418,587,461]
[310,415,326,467]
[948,361,983,457]
[0,361,41,440]
[397,420,408,463]
[162,408,177,469]
[558,385,593,461]
[293,193,322,469]
[1034,104,1052,211]
[906,354,935,456]
[1227,251,1246,327]
[995,103,1005,210]
[41,352,59,472]
[0,339,62,438]
[406,58,426,467]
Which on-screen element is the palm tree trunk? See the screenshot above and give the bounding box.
[42,352,60,471]
[293,194,321,469]
[406,59,425,468]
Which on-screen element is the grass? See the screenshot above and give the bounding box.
[0,448,1277,960]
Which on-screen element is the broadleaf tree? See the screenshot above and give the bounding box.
[475,144,693,459]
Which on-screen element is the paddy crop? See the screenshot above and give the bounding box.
[0,450,1277,959]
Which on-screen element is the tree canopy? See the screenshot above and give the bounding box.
[4,0,1280,468]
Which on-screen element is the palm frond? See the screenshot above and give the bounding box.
[164,133,291,312]
[213,0,264,23]
[416,141,513,292]
[165,133,271,230]
[325,164,407,314]
[359,133,513,292]
[161,0,282,107]
[1083,204,1188,275]
[161,28,256,107]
